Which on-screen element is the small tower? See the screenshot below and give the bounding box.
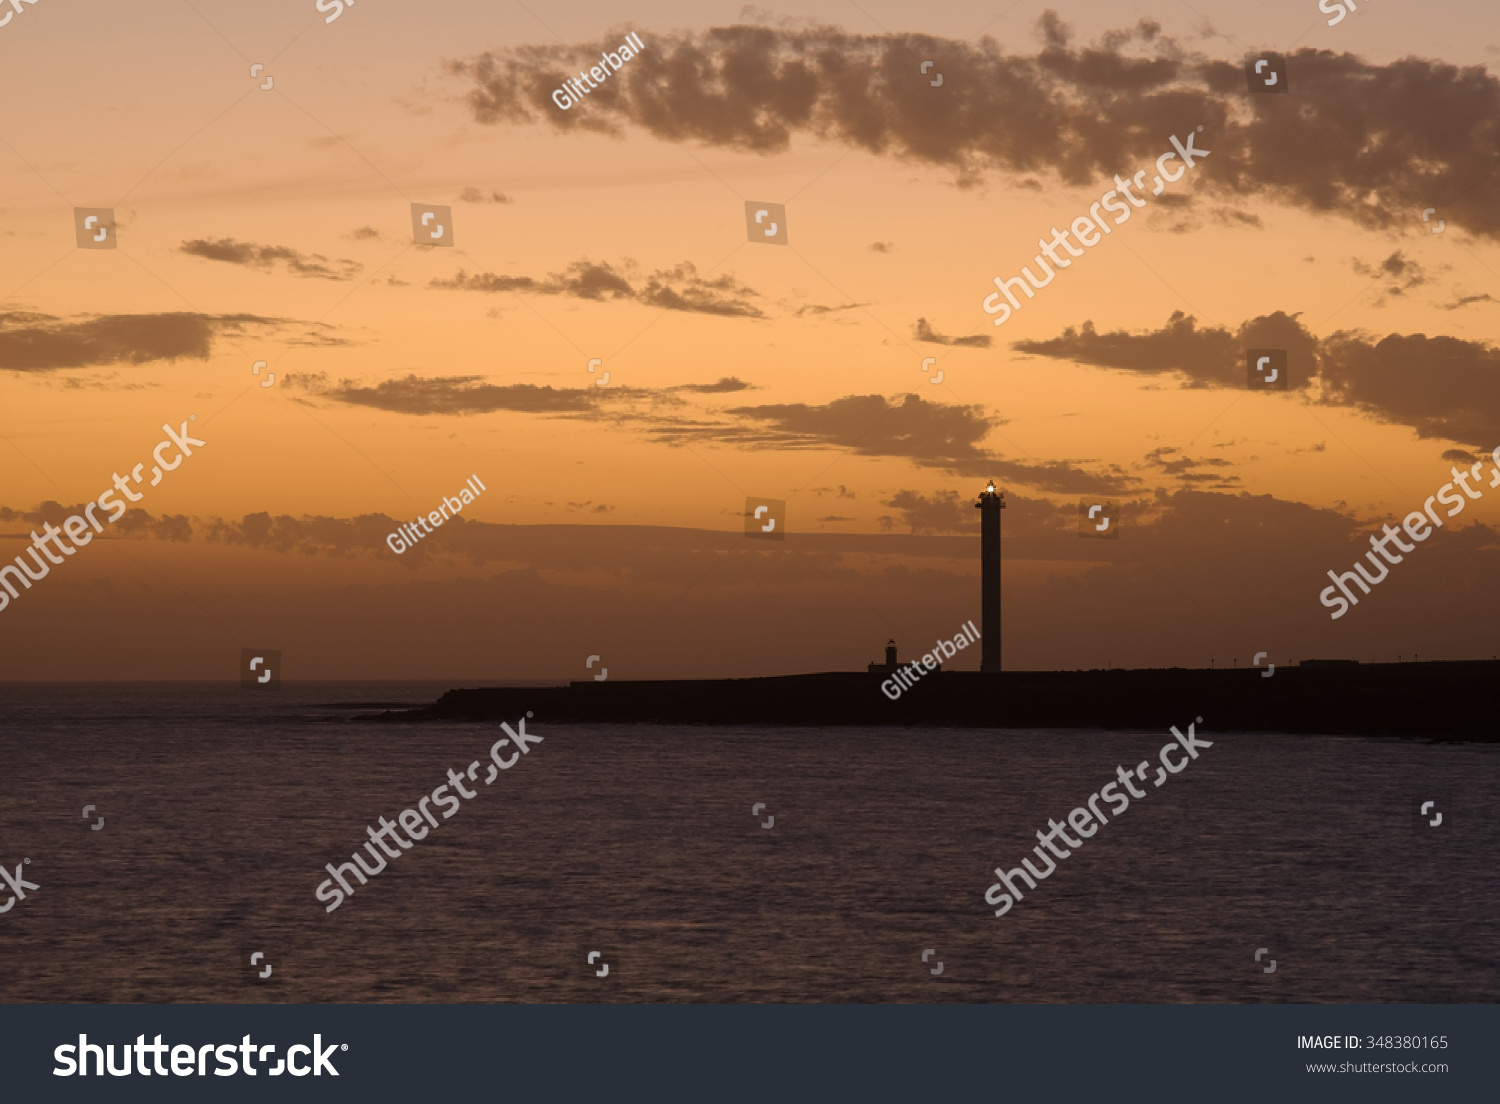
[868,639,899,674]
[975,481,1004,672]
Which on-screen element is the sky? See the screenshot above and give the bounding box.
[2,0,1499,680]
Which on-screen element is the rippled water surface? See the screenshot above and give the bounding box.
[1,682,1495,1003]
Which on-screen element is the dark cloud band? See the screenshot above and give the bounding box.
[1017,310,1500,447]
[449,21,1500,237]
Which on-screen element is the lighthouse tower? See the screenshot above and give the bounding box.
[975,481,1004,672]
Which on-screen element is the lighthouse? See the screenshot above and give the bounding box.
[975,481,1004,672]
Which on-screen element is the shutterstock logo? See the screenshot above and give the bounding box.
[54,1034,345,1077]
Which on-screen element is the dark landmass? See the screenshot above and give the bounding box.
[317,701,436,710]
[358,660,1499,738]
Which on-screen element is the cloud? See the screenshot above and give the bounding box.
[429,271,539,294]
[1351,250,1431,305]
[431,258,763,317]
[458,186,515,203]
[913,317,992,348]
[1140,446,1240,487]
[204,511,396,557]
[638,262,764,318]
[1316,331,1500,446]
[1155,201,1266,234]
[716,393,995,465]
[1013,310,1318,389]
[0,502,191,541]
[984,457,1135,495]
[1352,250,1427,288]
[288,368,1128,492]
[289,371,754,419]
[289,373,597,415]
[113,509,194,541]
[793,301,865,317]
[668,377,753,393]
[1036,9,1073,47]
[882,489,973,533]
[869,241,894,253]
[662,391,1133,492]
[0,310,286,372]
[448,19,1500,236]
[180,238,363,281]
[1440,292,1499,311]
[1210,207,1262,229]
[547,260,635,301]
[1020,308,1500,447]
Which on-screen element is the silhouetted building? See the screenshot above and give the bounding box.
[868,639,941,675]
[975,481,1004,672]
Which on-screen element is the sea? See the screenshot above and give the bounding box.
[1,681,1496,1003]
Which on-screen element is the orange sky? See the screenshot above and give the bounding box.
[3,1,1500,679]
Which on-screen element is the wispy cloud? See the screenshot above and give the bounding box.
[668,377,753,393]
[458,186,515,204]
[1440,292,1500,311]
[913,317,991,348]
[288,373,598,415]
[1351,250,1433,306]
[180,238,363,281]
[431,258,763,317]
[1141,446,1240,488]
[793,301,865,318]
